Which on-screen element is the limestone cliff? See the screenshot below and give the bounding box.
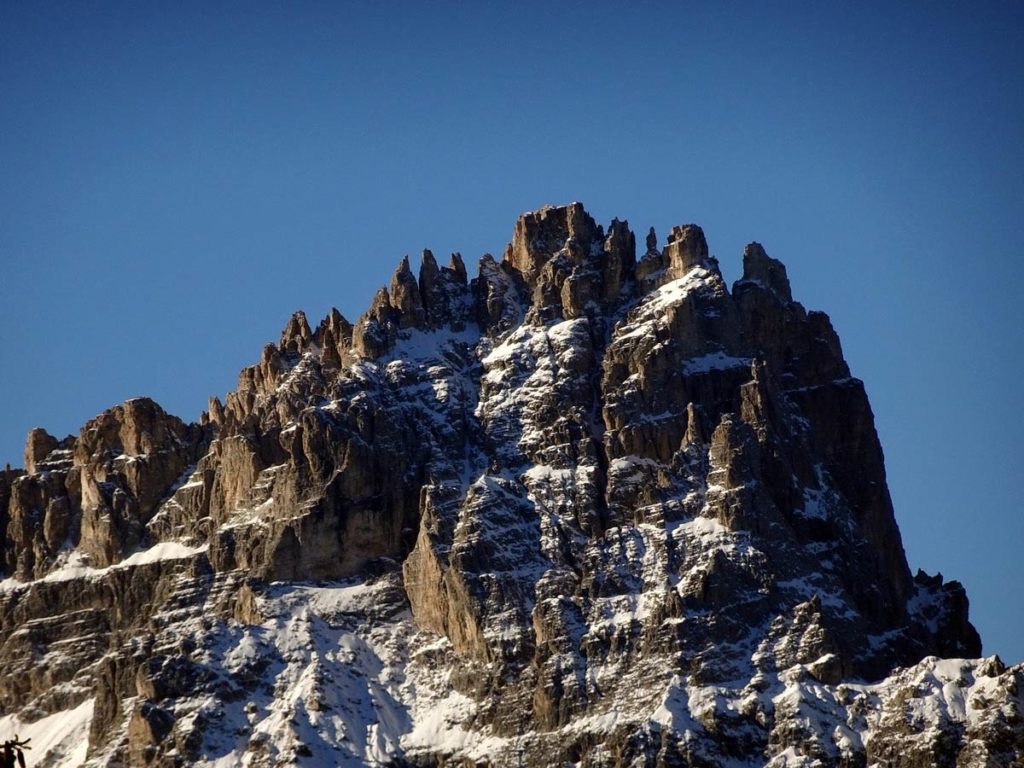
[0,204,1018,767]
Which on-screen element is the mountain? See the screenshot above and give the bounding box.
[0,203,1020,767]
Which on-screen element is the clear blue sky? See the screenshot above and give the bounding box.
[1,2,1021,663]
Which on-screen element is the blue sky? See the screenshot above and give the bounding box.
[1,2,1021,663]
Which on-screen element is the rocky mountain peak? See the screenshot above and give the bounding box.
[0,203,1017,767]
[504,202,600,283]
[389,254,426,329]
[278,310,313,355]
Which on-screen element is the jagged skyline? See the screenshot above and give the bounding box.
[1,0,1021,673]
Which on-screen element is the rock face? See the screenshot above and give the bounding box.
[0,203,1018,767]
[4,399,205,580]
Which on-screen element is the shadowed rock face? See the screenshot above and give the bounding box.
[0,203,1013,767]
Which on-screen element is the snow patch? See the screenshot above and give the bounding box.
[0,542,207,592]
[0,698,93,768]
[682,352,751,375]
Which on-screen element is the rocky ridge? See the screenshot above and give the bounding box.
[0,203,1019,767]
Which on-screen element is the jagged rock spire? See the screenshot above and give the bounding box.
[602,218,636,302]
[448,252,467,284]
[664,224,710,275]
[313,307,353,347]
[23,427,58,474]
[207,396,225,426]
[352,287,396,358]
[279,310,314,355]
[741,241,793,302]
[390,255,426,329]
[418,249,447,329]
